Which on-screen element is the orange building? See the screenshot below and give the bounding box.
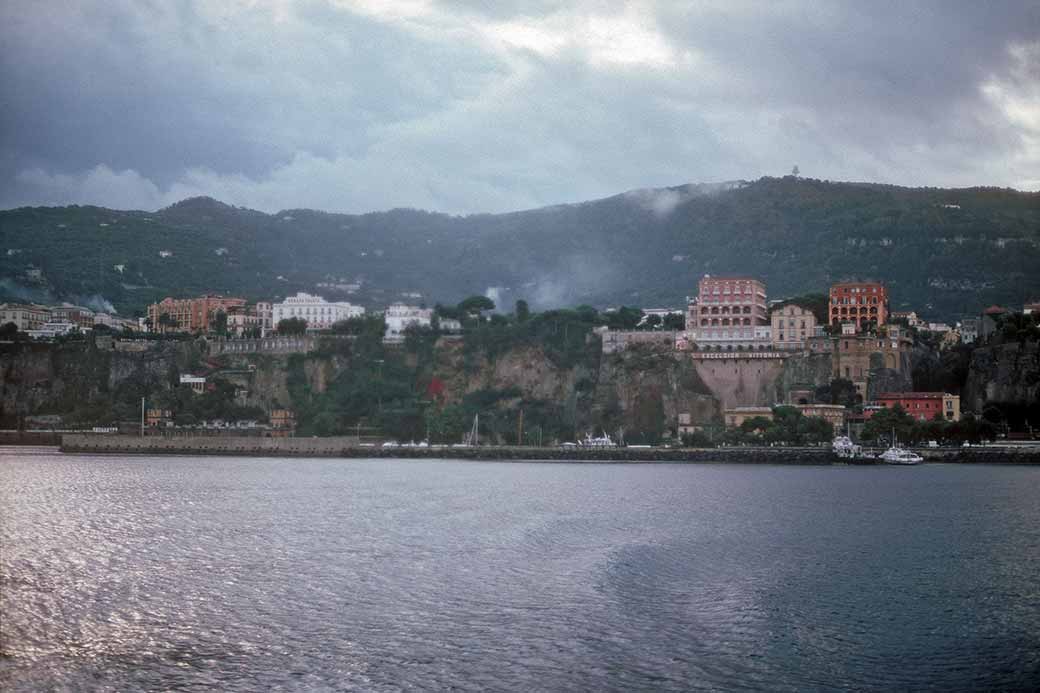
[875,392,961,422]
[147,295,246,333]
[269,409,297,437]
[829,282,887,332]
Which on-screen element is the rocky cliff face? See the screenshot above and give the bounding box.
[595,344,719,436]
[0,339,202,425]
[963,341,1040,412]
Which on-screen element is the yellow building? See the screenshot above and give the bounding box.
[771,304,817,350]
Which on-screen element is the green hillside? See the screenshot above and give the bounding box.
[1,177,1037,319]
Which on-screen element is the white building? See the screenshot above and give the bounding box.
[384,303,433,341]
[438,317,463,333]
[27,321,76,340]
[179,374,206,394]
[272,293,364,331]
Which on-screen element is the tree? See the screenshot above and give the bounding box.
[604,306,643,330]
[157,312,178,333]
[515,299,530,323]
[663,313,685,331]
[210,310,228,336]
[815,378,860,408]
[0,322,18,340]
[331,315,385,338]
[643,314,662,330]
[276,317,308,335]
[458,295,495,315]
[861,404,918,444]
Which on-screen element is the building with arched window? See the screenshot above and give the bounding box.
[829,281,887,333]
[683,275,770,349]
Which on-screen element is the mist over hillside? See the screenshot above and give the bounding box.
[2,176,1038,320]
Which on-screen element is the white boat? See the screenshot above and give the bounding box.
[879,445,923,465]
[578,431,615,447]
[832,433,873,461]
[880,428,922,465]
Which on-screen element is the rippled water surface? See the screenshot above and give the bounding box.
[2,447,1039,691]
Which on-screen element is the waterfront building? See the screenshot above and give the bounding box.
[771,304,817,350]
[876,392,961,422]
[148,295,247,333]
[684,276,770,350]
[725,404,847,432]
[724,407,775,428]
[269,409,296,437]
[796,404,848,433]
[384,303,433,341]
[829,281,888,332]
[0,303,51,331]
[272,293,364,331]
[146,409,173,428]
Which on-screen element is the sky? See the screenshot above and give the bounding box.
[1,0,1038,214]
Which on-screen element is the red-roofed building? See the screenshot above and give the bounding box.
[875,392,961,422]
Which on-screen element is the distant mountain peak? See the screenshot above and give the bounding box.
[159,196,237,214]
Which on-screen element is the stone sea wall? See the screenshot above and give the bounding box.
[59,435,1040,464]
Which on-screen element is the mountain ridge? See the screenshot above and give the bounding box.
[2,176,1038,319]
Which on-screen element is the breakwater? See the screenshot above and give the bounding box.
[56,435,1040,464]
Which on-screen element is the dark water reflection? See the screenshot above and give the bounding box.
[2,447,1039,691]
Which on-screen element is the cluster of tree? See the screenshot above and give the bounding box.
[1,322,25,340]
[640,312,685,331]
[286,299,605,439]
[433,295,496,324]
[276,317,308,335]
[151,378,266,426]
[459,302,604,369]
[813,378,860,408]
[769,293,829,324]
[719,406,834,447]
[860,404,995,445]
[992,312,1040,344]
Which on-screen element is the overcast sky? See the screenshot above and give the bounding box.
[2,1,1038,214]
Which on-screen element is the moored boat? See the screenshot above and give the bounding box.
[879,445,923,465]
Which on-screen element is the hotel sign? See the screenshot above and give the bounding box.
[688,352,787,360]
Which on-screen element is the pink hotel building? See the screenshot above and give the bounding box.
[685,276,770,349]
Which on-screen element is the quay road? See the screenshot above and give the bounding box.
[56,434,1040,464]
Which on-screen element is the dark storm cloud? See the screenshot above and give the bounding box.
[0,1,1037,213]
